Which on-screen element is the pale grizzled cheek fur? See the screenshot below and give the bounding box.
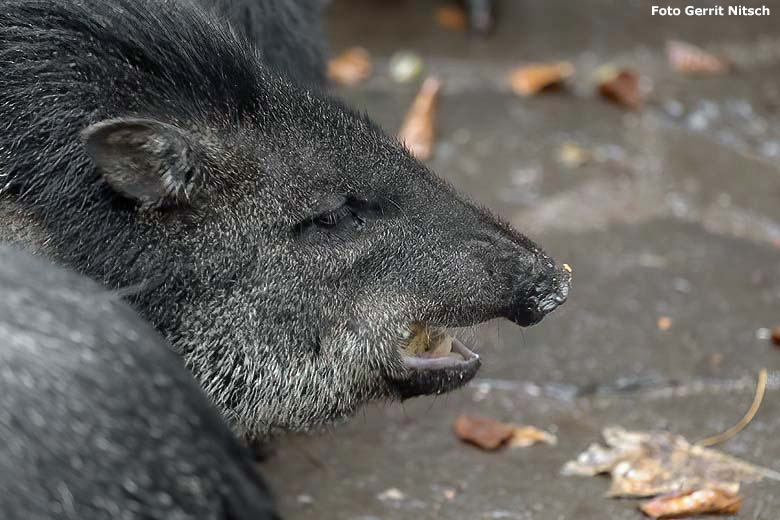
[0,200,52,254]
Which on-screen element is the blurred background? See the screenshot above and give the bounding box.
[264,1,780,518]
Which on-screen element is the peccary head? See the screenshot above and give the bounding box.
[0,0,570,439]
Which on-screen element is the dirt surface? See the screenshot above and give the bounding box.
[264,1,780,518]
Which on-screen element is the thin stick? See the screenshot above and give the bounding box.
[696,368,768,448]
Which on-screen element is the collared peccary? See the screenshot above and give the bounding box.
[0,246,278,519]
[200,0,328,85]
[0,0,570,441]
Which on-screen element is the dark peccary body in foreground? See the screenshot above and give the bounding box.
[199,0,328,85]
[0,0,570,441]
[0,246,278,520]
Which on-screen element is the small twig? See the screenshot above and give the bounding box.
[696,369,768,448]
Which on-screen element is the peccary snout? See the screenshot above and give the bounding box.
[462,218,572,327]
[499,250,571,327]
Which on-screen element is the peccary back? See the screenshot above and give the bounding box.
[0,246,278,519]
[202,0,328,85]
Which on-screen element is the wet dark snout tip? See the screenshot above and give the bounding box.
[509,262,571,327]
[540,263,572,314]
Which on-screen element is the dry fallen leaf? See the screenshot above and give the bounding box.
[639,487,742,518]
[770,326,780,347]
[454,414,515,450]
[598,69,642,110]
[667,40,730,75]
[657,316,672,331]
[509,426,558,448]
[562,426,778,498]
[398,76,441,160]
[508,62,574,97]
[327,47,372,86]
[454,415,556,450]
[435,5,468,31]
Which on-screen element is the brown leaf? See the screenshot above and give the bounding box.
[454,415,515,450]
[507,62,574,97]
[435,5,468,31]
[639,488,742,518]
[398,76,441,160]
[509,426,558,448]
[667,40,730,75]
[454,415,556,451]
[327,47,372,86]
[770,326,780,347]
[562,426,777,498]
[598,69,642,110]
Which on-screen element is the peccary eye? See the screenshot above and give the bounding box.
[295,196,371,238]
[314,205,354,228]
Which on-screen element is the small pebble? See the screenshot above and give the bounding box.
[297,494,314,506]
[557,142,590,168]
[756,327,771,341]
[657,316,672,331]
[377,488,406,501]
[389,51,424,83]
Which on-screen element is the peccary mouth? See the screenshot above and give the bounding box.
[392,323,481,399]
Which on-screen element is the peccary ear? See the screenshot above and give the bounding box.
[82,118,202,209]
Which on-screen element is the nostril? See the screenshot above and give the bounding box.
[558,280,570,300]
[538,297,562,314]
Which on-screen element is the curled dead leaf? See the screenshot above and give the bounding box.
[639,488,742,518]
[453,414,515,450]
[327,47,372,86]
[667,40,730,75]
[598,69,642,110]
[509,426,558,448]
[454,415,556,451]
[507,62,574,97]
[398,76,441,160]
[562,426,778,498]
[770,326,780,347]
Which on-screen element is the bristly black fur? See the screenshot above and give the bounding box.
[0,246,279,519]
[203,0,328,85]
[1,0,266,197]
[0,0,569,442]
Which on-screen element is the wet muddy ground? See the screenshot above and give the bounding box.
[263,1,780,518]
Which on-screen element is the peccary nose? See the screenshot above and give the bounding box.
[537,266,571,314]
[506,262,571,327]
